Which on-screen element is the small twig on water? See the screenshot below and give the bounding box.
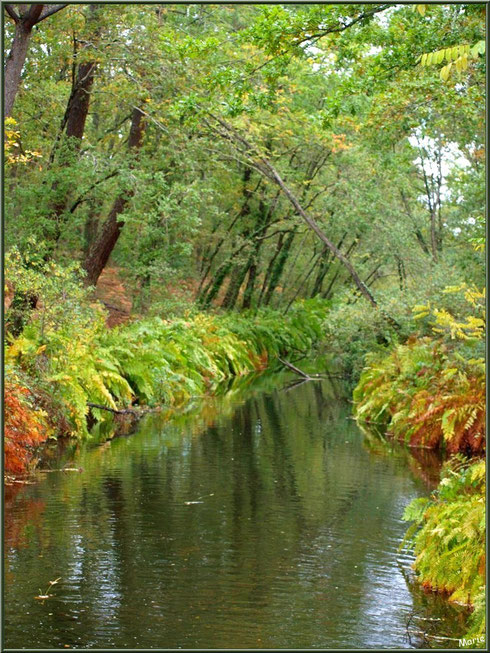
[35,577,61,601]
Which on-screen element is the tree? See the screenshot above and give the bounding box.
[3,4,67,116]
[82,106,146,287]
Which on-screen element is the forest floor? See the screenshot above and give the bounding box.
[93,267,133,327]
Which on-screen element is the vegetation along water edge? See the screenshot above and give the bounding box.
[3,2,485,647]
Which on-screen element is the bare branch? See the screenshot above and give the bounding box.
[203,112,385,313]
[4,4,20,22]
[37,4,68,23]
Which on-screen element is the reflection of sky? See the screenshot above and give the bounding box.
[90,548,122,622]
[65,533,84,589]
[61,525,123,636]
[352,554,415,648]
[5,382,465,649]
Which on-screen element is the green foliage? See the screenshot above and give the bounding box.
[353,282,485,452]
[5,258,327,439]
[3,4,485,643]
[402,457,485,610]
[353,338,485,453]
[323,265,476,382]
[4,3,484,316]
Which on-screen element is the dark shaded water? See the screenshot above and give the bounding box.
[4,374,468,649]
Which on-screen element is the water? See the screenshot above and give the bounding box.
[4,374,469,649]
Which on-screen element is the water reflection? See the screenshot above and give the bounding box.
[5,375,467,649]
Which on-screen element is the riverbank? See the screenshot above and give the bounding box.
[5,294,327,477]
[352,324,485,646]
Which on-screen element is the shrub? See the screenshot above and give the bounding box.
[4,381,50,476]
[402,457,485,609]
[5,257,328,450]
[353,339,485,454]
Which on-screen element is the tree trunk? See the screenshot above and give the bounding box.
[200,260,232,308]
[207,114,380,308]
[4,18,37,117]
[221,262,250,310]
[258,233,284,307]
[47,4,100,245]
[82,196,127,287]
[65,60,97,140]
[196,168,256,298]
[241,261,258,310]
[430,208,439,263]
[322,239,359,299]
[263,229,295,305]
[83,206,98,254]
[222,197,271,309]
[4,4,68,117]
[261,160,378,308]
[82,107,145,286]
[311,233,347,298]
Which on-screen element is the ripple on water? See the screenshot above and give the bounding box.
[4,379,468,649]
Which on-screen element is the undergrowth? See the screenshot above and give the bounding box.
[353,338,485,454]
[4,250,327,473]
[401,456,485,625]
[353,283,485,454]
[354,283,486,642]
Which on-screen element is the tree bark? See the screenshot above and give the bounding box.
[263,229,295,306]
[82,107,145,286]
[221,261,251,310]
[4,4,67,116]
[241,260,258,310]
[4,17,37,117]
[45,4,100,248]
[311,233,346,297]
[322,239,359,300]
[65,59,97,140]
[285,251,324,312]
[258,232,284,307]
[222,197,270,309]
[196,168,256,299]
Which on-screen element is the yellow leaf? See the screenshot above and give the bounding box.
[440,63,451,81]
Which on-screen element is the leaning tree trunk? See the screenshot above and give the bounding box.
[4,4,68,117]
[263,229,296,306]
[197,167,256,300]
[4,8,42,116]
[51,4,100,161]
[257,232,284,307]
[82,107,145,287]
[4,22,31,117]
[206,114,382,309]
[48,59,98,242]
[65,59,97,140]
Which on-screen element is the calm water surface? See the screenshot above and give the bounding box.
[4,374,468,649]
